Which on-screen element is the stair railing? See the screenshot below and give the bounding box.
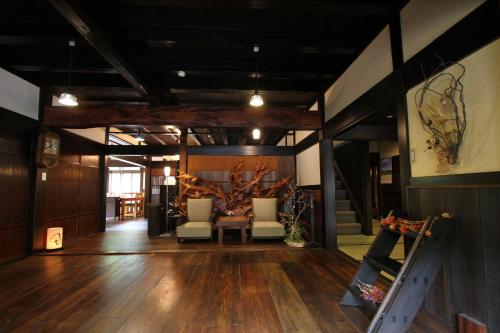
[333,160,367,229]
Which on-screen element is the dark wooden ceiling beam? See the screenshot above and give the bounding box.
[11,65,118,74]
[124,0,391,16]
[49,0,171,106]
[43,105,320,130]
[187,128,202,146]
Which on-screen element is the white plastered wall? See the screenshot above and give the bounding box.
[0,67,39,120]
[408,40,500,177]
[296,143,320,186]
[324,26,393,121]
[400,0,486,61]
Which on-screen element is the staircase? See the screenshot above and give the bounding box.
[335,179,361,235]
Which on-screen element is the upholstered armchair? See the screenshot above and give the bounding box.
[250,198,285,241]
[176,198,214,241]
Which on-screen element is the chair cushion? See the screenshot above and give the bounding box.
[177,222,212,238]
[187,198,213,222]
[252,198,277,222]
[252,221,284,238]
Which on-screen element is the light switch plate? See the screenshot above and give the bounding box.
[41,172,47,181]
[410,149,416,162]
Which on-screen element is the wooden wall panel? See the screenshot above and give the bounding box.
[446,189,487,323]
[0,224,26,263]
[0,108,36,260]
[79,166,100,214]
[408,185,500,331]
[479,189,500,333]
[39,141,101,245]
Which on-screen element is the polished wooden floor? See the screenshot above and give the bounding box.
[0,249,450,332]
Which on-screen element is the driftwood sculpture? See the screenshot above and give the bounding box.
[414,57,466,173]
[173,160,291,216]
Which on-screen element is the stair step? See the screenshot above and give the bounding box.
[335,180,343,188]
[337,222,361,235]
[364,255,402,277]
[335,189,346,200]
[336,200,351,211]
[336,210,356,223]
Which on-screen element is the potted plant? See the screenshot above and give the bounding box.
[280,184,310,247]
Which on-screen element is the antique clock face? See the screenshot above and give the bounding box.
[43,137,59,155]
[39,131,61,169]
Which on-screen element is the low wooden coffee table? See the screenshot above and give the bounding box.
[216,215,250,244]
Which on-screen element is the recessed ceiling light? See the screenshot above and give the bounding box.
[386,114,395,119]
[177,70,186,78]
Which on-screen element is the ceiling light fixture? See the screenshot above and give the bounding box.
[249,44,264,107]
[135,130,145,142]
[177,70,186,78]
[58,40,78,106]
[386,114,395,119]
[252,128,261,140]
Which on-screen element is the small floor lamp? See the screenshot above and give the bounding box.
[161,166,177,236]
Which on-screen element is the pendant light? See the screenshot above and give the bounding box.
[58,40,78,106]
[249,45,264,107]
[135,130,145,142]
[252,128,261,140]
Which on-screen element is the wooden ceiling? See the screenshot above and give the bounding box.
[0,0,406,145]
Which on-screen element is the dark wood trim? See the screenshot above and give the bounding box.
[403,0,500,89]
[104,144,179,156]
[409,172,500,188]
[389,11,410,212]
[48,0,170,105]
[42,105,320,130]
[318,93,337,248]
[323,70,405,139]
[98,127,109,232]
[294,131,319,154]
[187,145,296,156]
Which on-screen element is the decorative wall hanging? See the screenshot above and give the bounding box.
[173,159,291,216]
[414,58,466,173]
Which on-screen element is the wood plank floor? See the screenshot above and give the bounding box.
[0,250,451,333]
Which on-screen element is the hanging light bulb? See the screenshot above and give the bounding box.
[58,92,78,106]
[250,91,264,107]
[252,128,261,140]
[249,45,264,107]
[59,40,78,106]
[135,130,145,142]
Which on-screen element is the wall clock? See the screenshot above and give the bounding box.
[38,131,61,169]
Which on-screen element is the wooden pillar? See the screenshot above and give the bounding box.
[318,93,337,248]
[178,131,188,194]
[390,12,410,212]
[98,127,109,232]
[144,156,151,218]
[29,89,52,252]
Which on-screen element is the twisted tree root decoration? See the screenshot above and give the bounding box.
[172,160,291,216]
[415,57,466,173]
